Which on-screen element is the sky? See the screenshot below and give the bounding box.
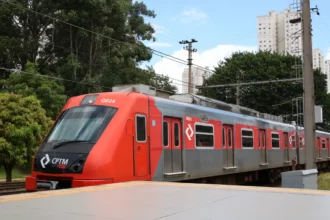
[138,0,330,93]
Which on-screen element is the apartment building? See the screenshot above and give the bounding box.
[182,66,212,94]
[257,9,302,56]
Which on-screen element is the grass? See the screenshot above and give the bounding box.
[0,167,28,182]
[318,173,330,190]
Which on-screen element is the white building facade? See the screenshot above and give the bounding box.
[257,9,302,56]
[258,9,328,93]
[313,49,325,73]
[182,67,212,94]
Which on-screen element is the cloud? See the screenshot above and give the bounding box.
[145,42,172,48]
[151,23,167,35]
[152,44,257,93]
[326,48,330,60]
[174,8,207,24]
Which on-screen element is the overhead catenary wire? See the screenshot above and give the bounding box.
[0,1,306,91]
[0,1,201,89]
[197,78,303,89]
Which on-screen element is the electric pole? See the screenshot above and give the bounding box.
[180,39,198,94]
[301,0,316,169]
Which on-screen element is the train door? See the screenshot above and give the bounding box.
[283,132,289,162]
[134,114,149,177]
[163,117,183,173]
[328,138,330,158]
[316,137,321,159]
[259,129,267,165]
[223,124,235,168]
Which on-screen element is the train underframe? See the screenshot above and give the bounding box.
[26,161,330,191]
[179,161,330,187]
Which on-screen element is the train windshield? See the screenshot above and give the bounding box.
[45,106,117,144]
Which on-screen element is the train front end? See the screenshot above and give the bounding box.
[25,94,119,191]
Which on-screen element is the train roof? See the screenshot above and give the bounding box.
[78,84,328,135]
[111,84,296,128]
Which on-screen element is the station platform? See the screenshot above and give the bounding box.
[1,181,330,219]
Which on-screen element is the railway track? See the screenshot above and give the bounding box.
[0,181,27,196]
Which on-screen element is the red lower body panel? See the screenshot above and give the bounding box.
[71,179,114,188]
[25,176,114,191]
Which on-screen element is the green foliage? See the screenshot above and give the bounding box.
[37,0,158,96]
[199,51,330,129]
[0,62,67,119]
[318,173,330,190]
[0,93,53,182]
[144,66,177,93]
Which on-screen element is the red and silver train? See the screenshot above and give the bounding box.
[25,84,330,191]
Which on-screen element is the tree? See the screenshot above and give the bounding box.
[0,62,67,119]
[144,66,177,93]
[0,93,53,182]
[0,0,159,97]
[38,0,157,96]
[199,51,330,128]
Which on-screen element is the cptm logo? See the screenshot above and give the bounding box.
[40,154,69,169]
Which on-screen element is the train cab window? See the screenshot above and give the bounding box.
[174,123,179,146]
[136,115,146,142]
[195,124,214,148]
[163,122,168,146]
[322,139,326,149]
[228,128,232,147]
[241,129,253,148]
[271,133,280,148]
[292,135,296,148]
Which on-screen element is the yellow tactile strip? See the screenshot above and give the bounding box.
[1,180,329,203]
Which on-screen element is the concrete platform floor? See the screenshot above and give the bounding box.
[1,181,330,219]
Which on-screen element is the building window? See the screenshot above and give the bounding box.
[242,129,254,148]
[271,132,280,148]
[195,124,214,148]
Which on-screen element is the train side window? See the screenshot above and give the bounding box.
[292,135,296,148]
[228,128,232,147]
[174,123,179,146]
[299,136,303,148]
[284,132,288,147]
[163,121,168,146]
[195,123,214,148]
[241,129,253,148]
[136,115,146,142]
[222,127,225,147]
[262,132,266,147]
[271,132,280,148]
[322,139,326,149]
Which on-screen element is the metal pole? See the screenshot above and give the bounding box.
[179,39,198,94]
[301,0,316,169]
[236,74,240,105]
[188,42,192,93]
[295,99,300,166]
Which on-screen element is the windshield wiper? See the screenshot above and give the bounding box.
[52,140,92,149]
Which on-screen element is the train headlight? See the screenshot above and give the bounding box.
[68,156,87,173]
[80,94,99,105]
